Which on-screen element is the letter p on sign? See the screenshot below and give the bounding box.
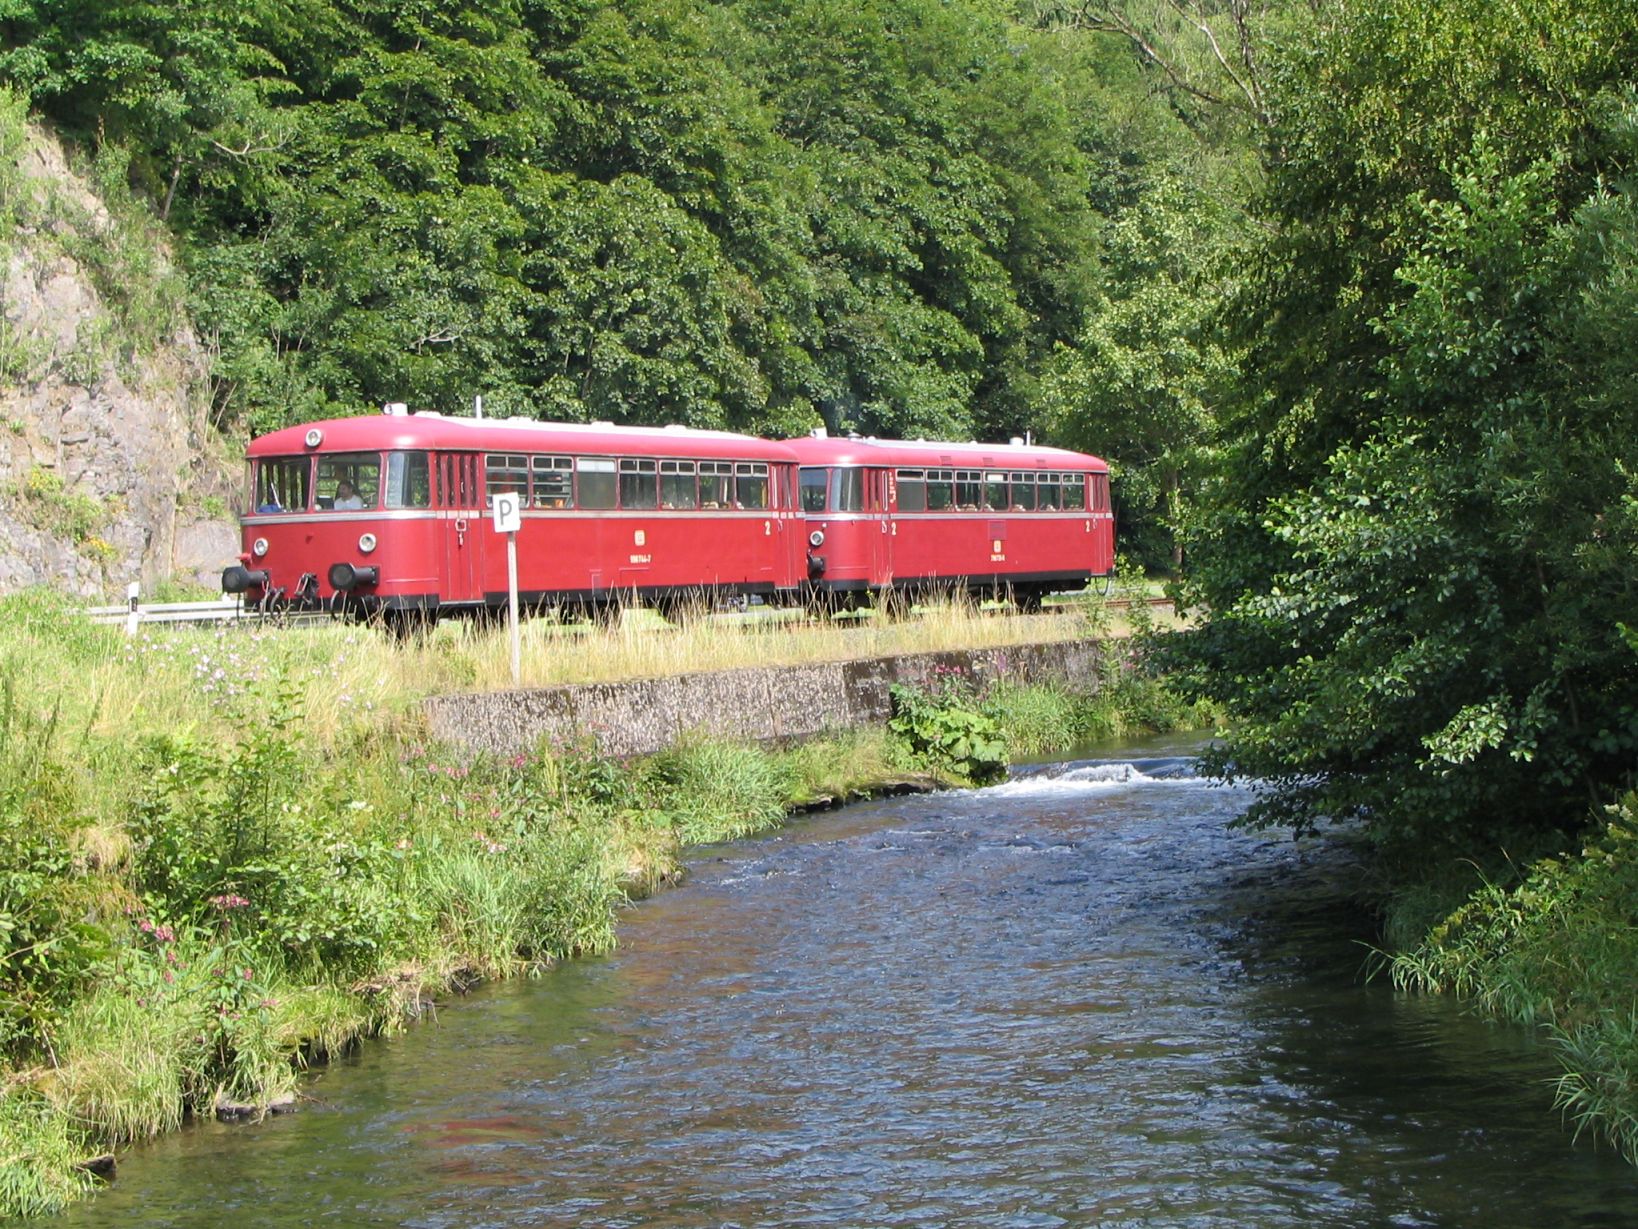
[492,493,522,534]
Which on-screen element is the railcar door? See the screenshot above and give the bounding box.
[872,467,895,587]
[437,451,483,604]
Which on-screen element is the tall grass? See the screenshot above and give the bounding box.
[1389,794,1638,1163]
[0,585,1197,1215]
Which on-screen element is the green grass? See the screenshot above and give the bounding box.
[1388,794,1638,1164]
[0,585,1202,1215]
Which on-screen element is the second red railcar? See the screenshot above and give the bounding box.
[785,432,1114,610]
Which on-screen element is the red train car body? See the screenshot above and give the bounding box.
[222,409,808,620]
[784,433,1114,610]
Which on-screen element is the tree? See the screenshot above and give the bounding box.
[1168,0,1638,852]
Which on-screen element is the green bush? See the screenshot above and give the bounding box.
[888,681,1008,785]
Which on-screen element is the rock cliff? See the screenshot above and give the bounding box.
[0,121,238,599]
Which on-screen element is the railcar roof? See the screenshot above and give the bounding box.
[247,414,802,462]
[782,435,1108,471]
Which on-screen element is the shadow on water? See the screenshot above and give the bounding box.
[55,737,1638,1228]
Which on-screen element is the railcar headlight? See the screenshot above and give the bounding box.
[808,529,825,548]
[358,533,378,554]
[304,428,323,448]
[252,537,269,557]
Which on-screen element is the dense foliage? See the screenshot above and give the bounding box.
[0,0,1122,443]
[1169,0,1638,853]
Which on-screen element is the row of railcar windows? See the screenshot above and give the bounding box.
[484,454,771,511]
[895,469,1093,514]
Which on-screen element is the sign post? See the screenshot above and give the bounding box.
[491,492,523,684]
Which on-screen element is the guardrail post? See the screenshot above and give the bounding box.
[125,582,141,636]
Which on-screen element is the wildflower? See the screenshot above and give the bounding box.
[209,893,251,910]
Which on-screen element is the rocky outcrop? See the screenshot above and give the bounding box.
[0,123,238,598]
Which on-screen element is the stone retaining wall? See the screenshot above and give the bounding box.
[424,639,1110,758]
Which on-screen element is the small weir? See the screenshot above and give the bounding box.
[59,738,1638,1227]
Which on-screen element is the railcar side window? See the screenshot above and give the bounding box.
[955,470,982,510]
[1062,472,1086,511]
[829,467,864,512]
[1038,473,1061,511]
[700,461,732,508]
[660,460,698,510]
[926,469,954,512]
[485,454,529,506]
[984,472,1007,511]
[578,457,617,509]
[800,468,828,513]
[385,451,431,509]
[531,456,574,508]
[734,462,769,509]
[619,458,658,510]
[1009,471,1036,511]
[317,453,381,510]
[253,457,310,514]
[896,469,927,513]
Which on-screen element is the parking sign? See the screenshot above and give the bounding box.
[492,492,522,534]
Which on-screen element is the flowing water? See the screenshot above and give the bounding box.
[59,737,1638,1227]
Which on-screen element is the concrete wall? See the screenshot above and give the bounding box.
[424,638,1110,759]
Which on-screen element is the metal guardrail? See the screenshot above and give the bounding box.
[85,583,324,632]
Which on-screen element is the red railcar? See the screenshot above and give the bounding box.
[222,408,807,622]
[784,433,1114,610]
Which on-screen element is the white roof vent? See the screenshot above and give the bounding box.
[810,426,828,439]
[382,402,408,416]
[1009,436,1025,446]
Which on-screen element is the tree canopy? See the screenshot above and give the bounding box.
[1169,0,1638,849]
[0,0,1175,445]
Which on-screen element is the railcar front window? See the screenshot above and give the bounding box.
[800,468,829,513]
[532,456,574,508]
[829,467,864,512]
[578,457,617,509]
[661,460,698,510]
[734,463,769,509]
[385,451,431,508]
[317,453,381,510]
[253,457,310,514]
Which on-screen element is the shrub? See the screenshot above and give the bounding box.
[888,682,1007,785]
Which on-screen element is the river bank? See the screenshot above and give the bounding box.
[0,589,1210,1216]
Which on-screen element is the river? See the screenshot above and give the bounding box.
[58,737,1638,1227]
